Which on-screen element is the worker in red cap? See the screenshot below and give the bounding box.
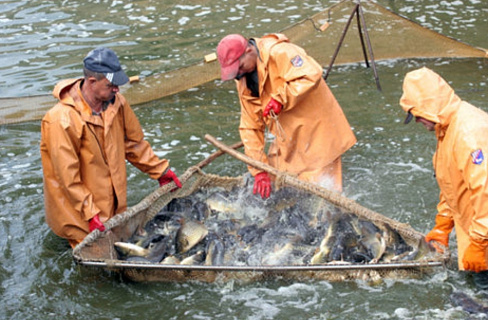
[40,47,182,248]
[216,33,356,198]
[400,67,488,290]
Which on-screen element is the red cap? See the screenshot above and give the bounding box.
[216,34,247,81]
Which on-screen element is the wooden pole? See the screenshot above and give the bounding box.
[195,141,243,169]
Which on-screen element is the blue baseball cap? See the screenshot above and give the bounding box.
[83,47,129,86]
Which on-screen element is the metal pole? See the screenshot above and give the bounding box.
[358,2,382,91]
[355,5,370,68]
[323,4,359,81]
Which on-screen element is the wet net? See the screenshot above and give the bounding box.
[1,0,486,125]
[72,152,449,283]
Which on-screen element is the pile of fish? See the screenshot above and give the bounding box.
[114,179,436,266]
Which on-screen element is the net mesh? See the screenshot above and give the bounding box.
[1,0,486,125]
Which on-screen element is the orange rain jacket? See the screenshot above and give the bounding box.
[236,33,356,185]
[400,67,488,270]
[40,78,169,242]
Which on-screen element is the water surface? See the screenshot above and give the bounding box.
[0,1,487,319]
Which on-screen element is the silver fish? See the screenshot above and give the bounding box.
[160,255,181,265]
[205,192,240,215]
[176,220,208,254]
[114,242,149,257]
[115,234,168,263]
[311,212,338,264]
[357,220,386,263]
[205,236,225,266]
[180,250,206,265]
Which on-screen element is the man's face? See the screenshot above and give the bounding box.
[236,47,257,78]
[91,77,119,102]
[416,116,436,131]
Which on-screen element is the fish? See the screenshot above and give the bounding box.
[328,213,368,263]
[221,233,247,265]
[180,250,206,265]
[357,219,386,263]
[164,197,194,214]
[266,188,299,212]
[237,224,265,244]
[396,237,436,261]
[205,234,225,266]
[192,200,211,221]
[134,233,167,249]
[114,242,149,257]
[144,212,184,238]
[205,192,239,215]
[450,291,488,314]
[381,223,413,255]
[125,256,152,263]
[160,255,181,265]
[311,212,338,264]
[118,181,437,275]
[115,235,168,263]
[175,220,208,254]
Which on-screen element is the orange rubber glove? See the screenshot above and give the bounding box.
[158,169,182,189]
[463,239,488,273]
[262,98,282,118]
[424,215,454,253]
[253,172,271,199]
[89,214,105,232]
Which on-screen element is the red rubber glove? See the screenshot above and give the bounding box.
[425,215,454,253]
[89,214,105,232]
[263,98,282,118]
[158,169,182,188]
[253,172,271,199]
[463,240,488,272]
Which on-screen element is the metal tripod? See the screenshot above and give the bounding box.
[323,0,382,91]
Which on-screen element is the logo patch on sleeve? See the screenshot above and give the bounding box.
[471,149,484,165]
[290,55,303,67]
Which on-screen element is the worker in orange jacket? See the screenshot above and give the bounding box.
[216,33,356,198]
[40,48,181,248]
[400,67,488,289]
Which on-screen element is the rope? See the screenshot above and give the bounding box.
[268,109,286,142]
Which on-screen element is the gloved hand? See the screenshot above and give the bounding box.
[89,214,105,232]
[425,215,454,253]
[253,172,271,199]
[463,239,488,272]
[158,169,182,189]
[263,98,282,118]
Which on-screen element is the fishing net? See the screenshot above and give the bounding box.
[73,156,449,284]
[1,0,486,125]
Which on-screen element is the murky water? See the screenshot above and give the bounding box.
[1,1,487,319]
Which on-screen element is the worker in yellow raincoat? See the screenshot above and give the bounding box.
[40,48,182,248]
[400,67,488,289]
[216,33,356,198]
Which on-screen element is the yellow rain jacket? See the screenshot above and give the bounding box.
[236,33,356,185]
[400,67,488,270]
[40,78,169,242]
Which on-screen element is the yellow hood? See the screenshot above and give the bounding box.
[400,67,462,128]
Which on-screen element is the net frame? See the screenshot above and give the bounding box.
[72,163,449,284]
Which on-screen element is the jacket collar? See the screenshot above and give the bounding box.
[53,78,121,127]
